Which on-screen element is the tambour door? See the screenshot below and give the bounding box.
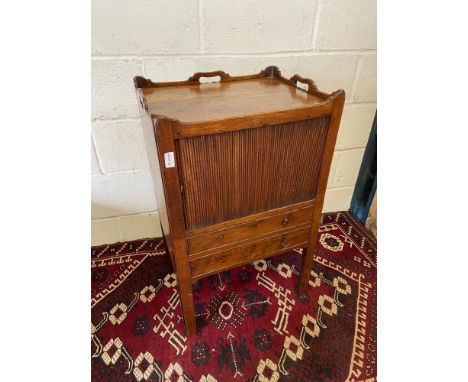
[175,116,331,231]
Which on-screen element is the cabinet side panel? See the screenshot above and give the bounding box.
[176,117,330,230]
[139,112,171,243]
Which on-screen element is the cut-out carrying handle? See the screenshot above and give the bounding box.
[290,74,318,92]
[187,70,232,83]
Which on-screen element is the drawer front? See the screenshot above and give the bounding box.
[190,226,310,279]
[187,207,313,255]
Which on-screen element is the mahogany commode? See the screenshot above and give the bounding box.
[133,66,345,335]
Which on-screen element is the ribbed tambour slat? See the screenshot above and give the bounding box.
[176,117,330,230]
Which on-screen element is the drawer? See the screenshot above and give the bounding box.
[190,226,310,279]
[187,207,313,255]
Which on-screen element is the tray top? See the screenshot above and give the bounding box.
[136,69,331,125]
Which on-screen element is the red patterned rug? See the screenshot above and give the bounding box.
[91,212,377,382]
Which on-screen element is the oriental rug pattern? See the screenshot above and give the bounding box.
[91,212,377,382]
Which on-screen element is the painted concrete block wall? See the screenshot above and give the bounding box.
[91,0,377,245]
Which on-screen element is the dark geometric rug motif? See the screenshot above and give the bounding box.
[91,212,377,382]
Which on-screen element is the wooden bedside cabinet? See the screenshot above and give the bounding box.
[133,66,345,335]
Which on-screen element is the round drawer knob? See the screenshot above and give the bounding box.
[282,217,289,226]
[218,234,224,240]
[219,254,228,262]
[281,238,288,247]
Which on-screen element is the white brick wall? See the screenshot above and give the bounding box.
[91,0,377,245]
[201,0,317,53]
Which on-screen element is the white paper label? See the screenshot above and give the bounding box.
[164,152,175,168]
